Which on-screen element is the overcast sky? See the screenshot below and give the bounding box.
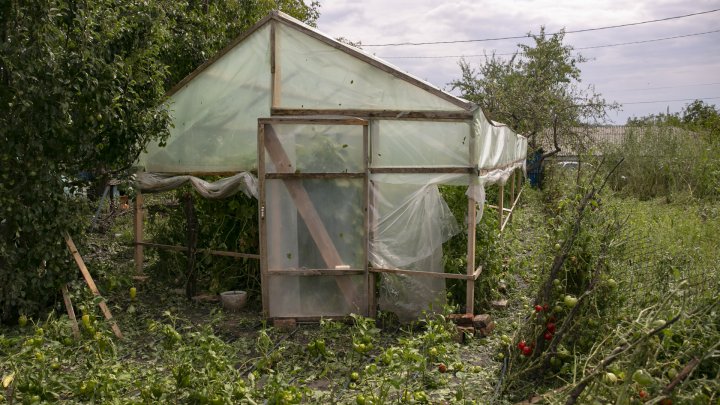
[316,0,720,123]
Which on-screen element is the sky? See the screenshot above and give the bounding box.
[315,0,720,124]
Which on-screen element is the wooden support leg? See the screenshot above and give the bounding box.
[61,285,81,339]
[498,184,504,230]
[64,232,124,339]
[466,197,476,315]
[510,171,516,204]
[134,191,144,274]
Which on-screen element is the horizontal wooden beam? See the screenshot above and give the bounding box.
[271,108,473,121]
[369,267,476,280]
[265,172,364,179]
[259,116,368,125]
[370,167,474,174]
[138,242,260,260]
[267,269,364,276]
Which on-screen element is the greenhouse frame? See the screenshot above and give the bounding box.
[134,11,527,320]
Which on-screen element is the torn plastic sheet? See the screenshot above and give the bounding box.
[370,176,461,321]
[135,172,258,199]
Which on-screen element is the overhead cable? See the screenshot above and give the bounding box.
[363,8,720,47]
[380,29,720,59]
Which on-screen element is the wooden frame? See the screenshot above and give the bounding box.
[271,108,472,121]
[258,118,370,317]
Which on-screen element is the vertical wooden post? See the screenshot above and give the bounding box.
[134,191,144,274]
[364,125,376,317]
[183,192,198,300]
[466,197,476,315]
[258,123,269,317]
[509,171,516,204]
[498,184,504,229]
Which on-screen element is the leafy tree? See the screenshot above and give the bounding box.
[0,0,319,322]
[451,27,616,162]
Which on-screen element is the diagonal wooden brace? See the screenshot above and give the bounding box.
[264,125,359,308]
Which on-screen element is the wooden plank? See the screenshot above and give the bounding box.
[134,191,144,274]
[510,171,516,203]
[267,269,364,276]
[369,267,476,280]
[264,124,357,306]
[362,124,372,317]
[502,186,524,232]
[272,16,474,111]
[266,172,364,179]
[258,123,270,317]
[63,233,124,339]
[466,196,476,315]
[138,242,261,260]
[370,167,473,174]
[498,184,504,231]
[60,285,81,339]
[270,20,281,108]
[260,116,368,125]
[271,108,473,121]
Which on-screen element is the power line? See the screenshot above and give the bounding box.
[363,8,720,47]
[621,97,720,105]
[379,29,720,59]
[613,82,720,93]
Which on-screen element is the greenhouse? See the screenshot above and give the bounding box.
[134,11,527,320]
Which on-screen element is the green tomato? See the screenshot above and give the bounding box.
[632,369,654,386]
[18,315,28,327]
[350,371,360,382]
[563,295,578,308]
[356,394,367,405]
[603,372,618,384]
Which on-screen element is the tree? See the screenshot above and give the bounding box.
[450,28,616,162]
[0,0,319,322]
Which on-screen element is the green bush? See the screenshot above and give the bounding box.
[146,188,260,300]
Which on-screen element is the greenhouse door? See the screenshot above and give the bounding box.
[258,118,369,318]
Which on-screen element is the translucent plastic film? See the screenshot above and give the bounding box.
[473,109,528,184]
[136,172,258,199]
[370,177,461,321]
[266,178,365,270]
[267,275,366,318]
[264,124,364,174]
[371,120,471,167]
[277,24,464,111]
[138,25,272,172]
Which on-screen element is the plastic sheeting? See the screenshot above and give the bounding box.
[277,23,465,112]
[265,124,364,174]
[136,172,258,199]
[264,176,366,317]
[371,120,471,168]
[137,25,272,173]
[371,176,461,321]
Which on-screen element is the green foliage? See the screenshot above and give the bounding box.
[0,0,320,321]
[451,27,615,152]
[146,189,260,297]
[440,186,503,312]
[614,101,720,200]
[0,0,171,322]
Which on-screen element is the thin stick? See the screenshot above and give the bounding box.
[60,284,81,339]
[63,232,124,339]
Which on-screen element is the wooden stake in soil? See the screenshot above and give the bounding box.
[60,284,81,339]
[63,232,124,339]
